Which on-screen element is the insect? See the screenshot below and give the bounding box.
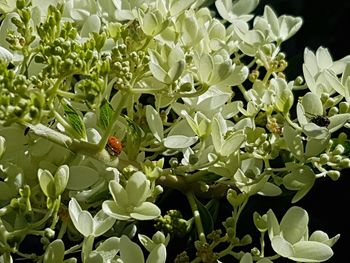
[106,136,123,156]
[308,114,330,127]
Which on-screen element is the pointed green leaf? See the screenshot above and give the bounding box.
[63,102,86,139]
[195,197,214,236]
[99,100,114,129]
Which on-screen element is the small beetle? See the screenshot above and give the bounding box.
[106,136,122,156]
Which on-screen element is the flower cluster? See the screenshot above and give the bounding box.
[1,0,349,262]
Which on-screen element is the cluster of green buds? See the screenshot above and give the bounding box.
[110,44,149,91]
[155,209,188,237]
[315,134,350,180]
[0,63,45,125]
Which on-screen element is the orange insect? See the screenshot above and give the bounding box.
[106,136,122,156]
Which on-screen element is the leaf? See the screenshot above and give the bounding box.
[99,100,114,129]
[63,102,87,138]
[145,105,164,142]
[194,197,214,236]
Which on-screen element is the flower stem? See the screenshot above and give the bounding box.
[185,191,206,243]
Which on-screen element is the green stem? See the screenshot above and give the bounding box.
[185,191,206,243]
[82,235,95,262]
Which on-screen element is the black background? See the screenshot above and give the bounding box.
[256,1,350,262]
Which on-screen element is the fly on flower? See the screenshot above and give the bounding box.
[306,113,330,127]
[106,136,122,156]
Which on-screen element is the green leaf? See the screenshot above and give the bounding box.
[63,102,87,139]
[195,197,214,236]
[146,105,164,142]
[125,116,144,160]
[99,100,114,129]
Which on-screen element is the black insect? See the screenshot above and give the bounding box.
[309,115,330,127]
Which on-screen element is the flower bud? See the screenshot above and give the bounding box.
[327,170,340,181]
[294,76,304,85]
[339,102,350,113]
[333,144,345,155]
[319,153,329,164]
[331,155,342,163]
[340,158,350,168]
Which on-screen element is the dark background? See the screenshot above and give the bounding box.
[256,1,350,262]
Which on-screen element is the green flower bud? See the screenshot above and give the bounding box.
[319,153,329,164]
[20,9,31,24]
[331,155,342,163]
[333,144,345,155]
[44,228,55,239]
[199,181,209,192]
[338,132,348,141]
[294,76,304,85]
[327,170,340,181]
[339,102,350,113]
[328,107,338,116]
[226,227,235,239]
[16,0,26,9]
[251,247,261,256]
[240,234,252,245]
[340,158,350,168]
[320,93,329,103]
[169,157,179,167]
[152,231,166,244]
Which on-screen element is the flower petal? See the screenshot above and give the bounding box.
[102,200,130,221]
[109,180,129,207]
[131,202,161,220]
[280,206,308,244]
[126,172,150,206]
